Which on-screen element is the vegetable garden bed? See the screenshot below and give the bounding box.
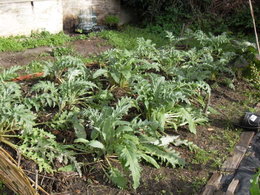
[0,30,259,194]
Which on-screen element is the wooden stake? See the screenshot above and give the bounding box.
[249,0,260,56]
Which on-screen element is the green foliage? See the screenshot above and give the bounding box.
[250,169,260,195]
[98,49,137,87]
[19,128,81,174]
[74,98,184,188]
[104,15,120,27]
[0,81,35,134]
[0,31,71,52]
[22,31,71,49]
[30,57,97,111]
[0,66,21,81]
[109,168,128,189]
[132,74,208,133]
[0,36,24,52]
[246,64,260,88]
[146,6,189,35]
[51,47,75,57]
[43,56,91,82]
[122,0,260,36]
[25,61,44,74]
[226,6,260,33]
[0,28,258,191]
[95,26,167,50]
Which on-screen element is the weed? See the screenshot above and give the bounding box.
[191,177,208,192]
[94,26,167,50]
[0,31,71,52]
[221,129,241,152]
[104,15,120,28]
[192,149,211,165]
[154,173,166,182]
[51,47,75,57]
[250,168,260,195]
[25,61,44,73]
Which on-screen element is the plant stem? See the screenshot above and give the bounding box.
[249,0,260,56]
[0,138,17,150]
[1,135,19,138]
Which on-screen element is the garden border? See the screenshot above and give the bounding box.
[202,131,255,195]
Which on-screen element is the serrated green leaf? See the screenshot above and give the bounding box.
[139,152,160,168]
[120,145,141,189]
[58,164,75,172]
[116,125,133,133]
[179,108,196,134]
[142,143,185,168]
[93,69,108,79]
[72,117,86,139]
[109,167,128,189]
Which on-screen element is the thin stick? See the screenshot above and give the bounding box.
[35,170,38,191]
[17,150,21,168]
[249,0,260,56]
[203,94,211,114]
[28,177,50,195]
[40,172,46,186]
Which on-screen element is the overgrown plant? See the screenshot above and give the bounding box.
[20,128,81,174]
[131,74,208,133]
[0,81,35,148]
[75,98,184,189]
[0,28,258,191]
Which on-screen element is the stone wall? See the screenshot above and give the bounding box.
[0,0,63,37]
[0,0,120,36]
[62,0,120,31]
[94,0,120,21]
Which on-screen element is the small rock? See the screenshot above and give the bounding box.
[207,128,214,131]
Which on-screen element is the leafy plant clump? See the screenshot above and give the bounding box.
[104,15,120,28]
[0,30,258,190]
[121,0,260,35]
[94,26,167,49]
[0,31,72,52]
[251,169,260,195]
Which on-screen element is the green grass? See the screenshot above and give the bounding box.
[192,128,241,168]
[0,31,72,52]
[93,26,167,50]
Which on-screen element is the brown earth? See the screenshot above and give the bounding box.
[0,46,53,69]
[0,37,259,195]
[71,37,112,57]
[0,37,111,69]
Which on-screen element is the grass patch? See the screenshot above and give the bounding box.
[193,128,241,168]
[93,26,167,50]
[0,31,72,52]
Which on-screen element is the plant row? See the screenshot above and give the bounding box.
[0,30,259,189]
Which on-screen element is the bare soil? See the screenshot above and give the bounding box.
[0,37,258,195]
[0,46,53,69]
[0,37,112,69]
[71,37,112,57]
